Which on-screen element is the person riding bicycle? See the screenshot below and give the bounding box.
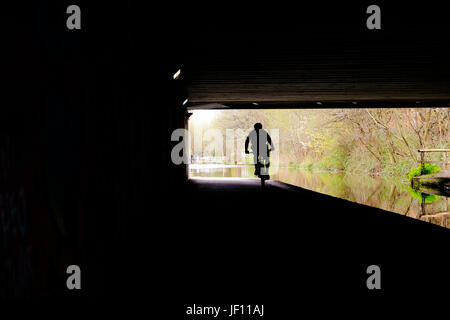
[245,123,275,179]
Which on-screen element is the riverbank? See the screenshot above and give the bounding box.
[214,159,415,179]
[285,158,416,178]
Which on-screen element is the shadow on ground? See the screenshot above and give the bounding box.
[146,178,450,308]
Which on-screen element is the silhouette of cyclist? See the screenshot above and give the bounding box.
[245,123,275,179]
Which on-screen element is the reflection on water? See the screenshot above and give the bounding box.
[189,164,450,229]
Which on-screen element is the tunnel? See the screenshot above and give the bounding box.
[2,1,450,310]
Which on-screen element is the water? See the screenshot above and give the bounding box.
[189,164,450,229]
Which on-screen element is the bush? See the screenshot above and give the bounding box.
[303,161,314,171]
[407,187,439,204]
[382,159,415,177]
[408,163,441,180]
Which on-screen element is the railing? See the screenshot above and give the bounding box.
[418,149,450,174]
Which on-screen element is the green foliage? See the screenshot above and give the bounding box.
[408,163,441,180]
[319,145,348,171]
[407,187,439,204]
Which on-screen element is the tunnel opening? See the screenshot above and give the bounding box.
[187,107,450,228]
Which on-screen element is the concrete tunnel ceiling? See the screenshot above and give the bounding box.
[179,27,450,109]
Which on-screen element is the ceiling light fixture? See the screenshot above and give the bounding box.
[173,69,181,80]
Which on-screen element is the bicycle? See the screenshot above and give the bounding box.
[247,151,271,188]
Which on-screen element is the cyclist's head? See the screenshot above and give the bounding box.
[254,123,263,130]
